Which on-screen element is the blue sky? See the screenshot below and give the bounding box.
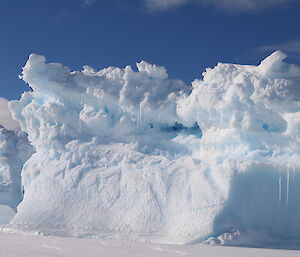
[1,0,300,99]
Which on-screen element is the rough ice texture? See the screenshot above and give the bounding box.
[0,205,15,225]
[0,126,33,212]
[0,98,20,131]
[7,51,300,246]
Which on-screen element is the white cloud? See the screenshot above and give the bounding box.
[0,98,20,131]
[82,0,95,5]
[144,0,297,13]
[145,0,188,10]
[258,39,300,55]
[75,0,96,7]
[81,0,96,6]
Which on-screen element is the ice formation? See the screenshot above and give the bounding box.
[4,51,300,246]
[0,125,33,223]
[0,97,20,131]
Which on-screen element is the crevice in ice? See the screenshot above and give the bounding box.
[278,172,282,205]
[160,122,202,137]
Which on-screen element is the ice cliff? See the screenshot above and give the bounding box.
[4,51,300,246]
[0,126,33,224]
[0,97,20,132]
[0,98,33,224]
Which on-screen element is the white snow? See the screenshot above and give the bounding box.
[0,126,33,211]
[2,51,300,248]
[0,205,15,225]
[0,98,20,131]
[0,233,299,257]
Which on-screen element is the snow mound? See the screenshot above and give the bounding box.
[7,51,300,246]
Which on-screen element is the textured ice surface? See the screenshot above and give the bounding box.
[0,205,15,224]
[0,98,20,131]
[6,51,300,246]
[0,125,33,223]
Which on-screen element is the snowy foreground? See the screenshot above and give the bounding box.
[0,233,299,257]
[1,51,300,249]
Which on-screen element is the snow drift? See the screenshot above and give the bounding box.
[5,51,300,246]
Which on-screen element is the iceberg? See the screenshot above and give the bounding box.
[6,51,300,246]
[0,126,33,221]
[0,97,20,131]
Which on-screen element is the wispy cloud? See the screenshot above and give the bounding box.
[144,0,297,13]
[78,0,96,7]
[145,0,188,10]
[258,40,300,56]
[49,0,96,25]
[49,11,70,24]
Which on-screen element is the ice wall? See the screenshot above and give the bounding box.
[0,98,28,224]
[7,51,300,245]
[0,97,20,131]
[0,126,33,214]
[177,51,300,244]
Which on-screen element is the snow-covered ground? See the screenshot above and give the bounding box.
[0,233,299,257]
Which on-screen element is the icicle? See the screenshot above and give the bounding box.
[286,168,290,208]
[79,101,83,133]
[278,171,282,205]
[144,105,147,122]
[136,112,139,129]
[78,116,81,133]
[292,166,295,180]
[66,159,71,171]
[139,102,143,125]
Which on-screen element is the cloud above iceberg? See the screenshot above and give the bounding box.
[0,98,20,131]
[80,0,96,6]
[144,0,297,13]
[258,39,300,56]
